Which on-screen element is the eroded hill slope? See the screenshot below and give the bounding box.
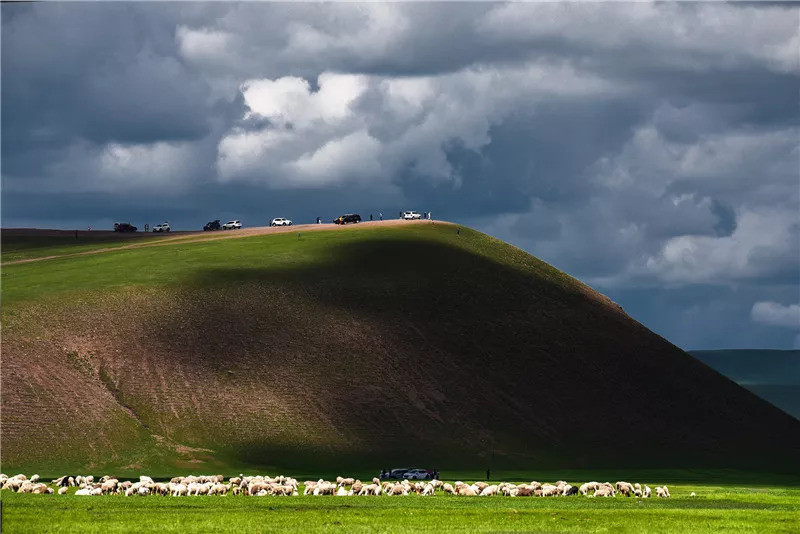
[3,223,799,474]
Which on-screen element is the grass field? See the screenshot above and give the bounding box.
[3,478,799,533]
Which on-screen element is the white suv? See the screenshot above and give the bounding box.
[222,220,242,230]
[402,211,421,220]
[152,222,170,233]
[402,469,430,480]
[270,217,293,227]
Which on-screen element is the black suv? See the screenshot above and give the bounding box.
[113,222,137,233]
[203,219,221,231]
[334,214,361,225]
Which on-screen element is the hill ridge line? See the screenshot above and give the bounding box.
[1,219,444,266]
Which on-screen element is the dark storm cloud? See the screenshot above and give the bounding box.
[2,2,798,349]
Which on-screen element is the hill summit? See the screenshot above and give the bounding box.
[3,222,799,474]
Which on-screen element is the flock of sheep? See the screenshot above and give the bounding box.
[1,473,672,499]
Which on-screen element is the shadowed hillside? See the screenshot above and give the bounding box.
[3,223,799,475]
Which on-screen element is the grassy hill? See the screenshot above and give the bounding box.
[3,222,799,476]
[690,350,800,420]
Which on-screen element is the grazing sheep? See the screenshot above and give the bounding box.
[593,487,613,497]
[456,485,477,497]
[313,482,337,496]
[386,484,407,496]
[357,483,380,496]
[516,486,533,497]
[541,484,560,497]
[480,485,499,497]
[442,483,455,495]
[655,486,670,498]
[30,483,52,494]
[616,482,635,497]
[474,482,489,493]
[74,488,93,496]
[421,483,435,496]
[563,485,579,496]
[351,480,363,494]
[579,482,599,496]
[208,484,229,496]
[599,483,616,496]
[335,486,351,496]
[101,479,118,494]
[58,487,68,495]
[500,484,518,496]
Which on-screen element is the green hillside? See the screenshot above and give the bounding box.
[3,223,799,476]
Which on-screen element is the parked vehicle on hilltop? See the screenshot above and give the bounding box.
[222,220,242,230]
[152,222,170,233]
[203,220,221,231]
[402,211,422,220]
[113,222,137,233]
[387,468,411,480]
[270,217,292,227]
[334,214,361,225]
[402,469,432,480]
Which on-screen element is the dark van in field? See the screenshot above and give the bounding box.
[334,214,361,225]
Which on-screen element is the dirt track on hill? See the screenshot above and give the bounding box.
[2,219,440,266]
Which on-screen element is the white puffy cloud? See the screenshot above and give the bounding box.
[217,63,619,188]
[751,302,800,329]
[639,207,798,285]
[241,73,368,127]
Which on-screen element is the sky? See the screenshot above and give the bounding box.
[2,2,799,350]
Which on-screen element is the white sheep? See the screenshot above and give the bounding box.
[480,485,499,497]
[540,484,560,497]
